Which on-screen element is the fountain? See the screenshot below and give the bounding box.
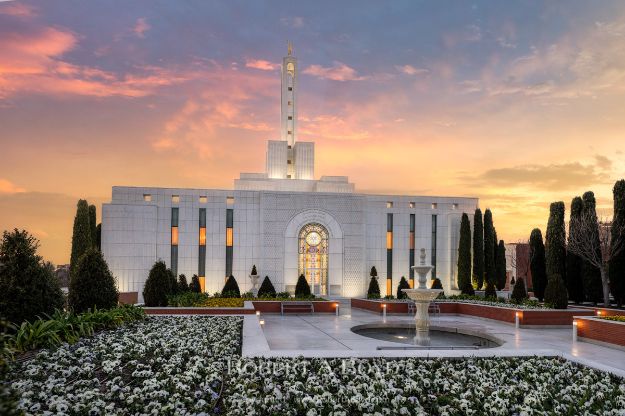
[402,248,443,346]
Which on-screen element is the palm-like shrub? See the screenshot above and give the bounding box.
[295,274,311,297]
[143,261,171,306]
[222,275,241,298]
[178,274,189,292]
[257,276,276,298]
[396,277,410,299]
[544,274,568,309]
[68,248,119,313]
[511,277,528,303]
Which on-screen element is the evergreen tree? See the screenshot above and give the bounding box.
[251,265,258,275]
[566,197,585,303]
[168,269,178,295]
[610,179,625,307]
[68,248,119,313]
[70,199,92,275]
[189,274,201,293]
[431,278,443,290]
[530,228,547,301]
[143,261,171,306]
[581,192,603,304]
[257,276,277,297]
[472,208,485,289]
[511,277,528,303]
[95,223,102,251]
[545,201,567,280]
[370,266,378,278]
[544,274,568,309]
[222,275,241,298]
[295,274,311,297]
[0,229,64,324]
[457,213,474,295]
[88,204,97,248]
[493,228,498,277]
[367,274,381,299]
[178,274,189,292]
[396,276,410,299]
[496,240,507,290]
[484,281,497,299]
[483,209,496,289]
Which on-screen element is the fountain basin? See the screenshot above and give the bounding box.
[351,323,503,348]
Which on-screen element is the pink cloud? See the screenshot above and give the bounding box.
[245,59,279,71]
[133,17,150,38]
[302,61,367,81]
[0,2,36,17]
[395,64,428,76]
[0,178,25,194]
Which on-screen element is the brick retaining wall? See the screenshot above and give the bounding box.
[576,317,625,349]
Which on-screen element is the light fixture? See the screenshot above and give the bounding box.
[256,311,261,317]
[259,319,265,326]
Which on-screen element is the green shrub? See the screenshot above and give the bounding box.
[396,276,410,299]
[511,277,528,303]
[189,274,201,293]
[544,274,568,309]
[178,274,189,292]
[0,229,64,325]
[168,269,178,295]
[68,248,119,313]
[384,295,395,300]
[484,282,497,299]
[222,275,241,298]
[168,292,210,307]
[257,276,277,298]
[367,270,381,299]
[143,261,171,306]
[431,278,443,290]
[276,291,291,299]
[295,274,311,297]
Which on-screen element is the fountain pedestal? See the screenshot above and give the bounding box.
[402,248,442,346]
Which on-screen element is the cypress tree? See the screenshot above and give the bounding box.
[257,276,277,297]
[457,213,473,295]
[566,197,585,303]
[544,274,568,309]
[95,223,102,251]
[189,274,201,293]
[472,208,485,289]
[581,192,603,304]
[396,276,410,299]
[178,274,189,292]
[88,204,97,248]
[295,274,311,297]
[483,209,496,289]
[545,201,567,280]
[610,179,625,307]
[68,248,119,313]
[493,228,498,276]
[70,199,92,275]
[143,261,171,306]
[222,275,241,298]
[530,228,547,301]
[496,240,507,290]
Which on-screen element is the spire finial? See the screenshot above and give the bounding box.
[287,40,293,56]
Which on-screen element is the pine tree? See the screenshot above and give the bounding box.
[472,208,485,289]
[544,274,568,309]
[222,275,241,298]
[189,274,201,293]
[566,197,585,303]
[295,274,311,297]
[581,192,603,304]
[511,277,528,303]
[70,199,92,275]
[0,229,64,324]
[530,228,547,301]
[178,274,189,292]
[257,276,277,297]
[483,209,496,289]
[545,201,567,280]
[610,179,625,307]
[143,261,171,306]
[396,276,410,299]
[68,248,119,313]
[88,204,97,248]
[496,240,507,290]
[457,213,474,295]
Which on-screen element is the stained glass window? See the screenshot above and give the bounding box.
[298,223,329,296]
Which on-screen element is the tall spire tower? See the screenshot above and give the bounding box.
[281,41,297,147]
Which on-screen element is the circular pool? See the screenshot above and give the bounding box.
[351,323,503,348]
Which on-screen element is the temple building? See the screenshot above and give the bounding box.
[102,43,478,302]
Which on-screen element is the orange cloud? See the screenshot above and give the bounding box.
[0,178,26,194]
[245,59,279,71]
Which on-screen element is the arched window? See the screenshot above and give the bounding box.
[298,223,329,295]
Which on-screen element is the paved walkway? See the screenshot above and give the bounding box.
[242,306,625,378]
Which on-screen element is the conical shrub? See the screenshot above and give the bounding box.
[295,274,311,297]
[396,276,410,299]
[257,276,276,298]
[222,275,241,298]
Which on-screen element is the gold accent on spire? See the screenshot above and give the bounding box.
[287,40,293,56]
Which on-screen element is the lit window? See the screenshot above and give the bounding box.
[386,201,393,208]
[431,203,438,209]
[226,196,234,205]
[143,194,152,202]
[199,228,206,246]
[288,130,292,134]
[199,196,207,203]
[172,195,180,203]
[409,232,415,249]
[171,227,179,245]
[226,228,233,247]
[452,203,458,210]
[386,231,393,249]
[409,202,415,208]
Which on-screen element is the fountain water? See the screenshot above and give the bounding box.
[402,248,443,346]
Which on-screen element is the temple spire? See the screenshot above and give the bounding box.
[287,40,293,56]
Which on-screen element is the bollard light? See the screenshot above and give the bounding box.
[515,312,520,329]
[382,303,387,320]
[259,319,265,326]
[572,320,578,342]
[256,310,261,317]
[334,303,339,316]
[596,310,602,316]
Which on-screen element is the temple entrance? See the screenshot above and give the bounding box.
[298,223,329,296]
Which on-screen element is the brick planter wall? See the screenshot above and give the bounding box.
[144,307,254,315]
[119,292,138,305]
[576,317,625,349]
[573,305,625,317]
[252,301,338,314]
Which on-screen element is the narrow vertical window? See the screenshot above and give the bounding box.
[225,208,233,278]
[386,213,393,296]
[409,214,415,288]
[171,207,179,276]
[198,208,206,291]
[431,214,437,280]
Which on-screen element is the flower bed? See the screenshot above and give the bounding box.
[225,356,625,415]
[576,316,625,350]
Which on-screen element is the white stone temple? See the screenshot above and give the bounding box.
[102,43,478,302]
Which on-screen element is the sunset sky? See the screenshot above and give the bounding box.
[1,0,625,265]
